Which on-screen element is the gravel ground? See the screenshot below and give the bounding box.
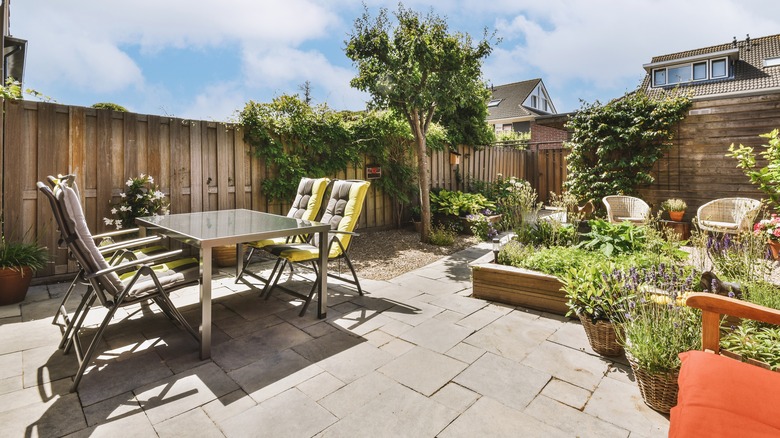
[347,229,481,280]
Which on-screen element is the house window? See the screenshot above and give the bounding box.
[531,95,538,108]
[764,57,780,67]
[488,99,502,107]
[653,69,667,86]
[711,58,727,78]
[651,57,730,87]
[693,62,707,80]
[542,98,548,112]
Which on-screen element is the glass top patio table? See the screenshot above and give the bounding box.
[137,209,331,359]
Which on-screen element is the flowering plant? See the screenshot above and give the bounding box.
[465,210,498,241]
[754,214,780,242]
[103,174,168,230]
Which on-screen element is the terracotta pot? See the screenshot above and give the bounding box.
[768,241,780,260]
[0,266,33,306]
[668,211,685,222]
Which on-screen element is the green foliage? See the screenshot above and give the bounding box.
[92,102,128,112]
[0,236,48,272]
[104,174,168,229]
[494,130,530,149]
[721,322,780,371]
[465,213,498,241]
[514,219,577,248]
[564,91,691,203]
[560,263,633,321]
[576,220,647,256]
[428,224,457,246]
[471,175,539,230]
[694,230,771,284]
[0,77,51,101]
[430,189,495,216]
[618,264,702,373]
[727,129,780,209]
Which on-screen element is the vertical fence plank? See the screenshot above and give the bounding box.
[216,123,230,210]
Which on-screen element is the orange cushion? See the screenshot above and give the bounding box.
[670,350,780,437]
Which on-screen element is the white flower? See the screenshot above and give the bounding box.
[110,208,117,215]
[120,205,131,212]
[154,190,165,199]
[120,192,126,198]
[116,223,123,230]
[147,175,154,184]
[126,178,133,187]
[136,194,143,199]
[103,218,113,225]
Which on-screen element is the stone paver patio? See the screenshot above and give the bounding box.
[0,242,669,437]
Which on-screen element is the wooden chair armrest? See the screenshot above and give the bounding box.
[685,293,780,352]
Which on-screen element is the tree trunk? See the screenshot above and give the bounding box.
[411,117,431,243]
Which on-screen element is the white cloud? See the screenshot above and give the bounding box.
[180,82,247,122]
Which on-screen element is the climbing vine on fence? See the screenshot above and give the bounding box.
[563,91,692,204]
[238,94,447,225]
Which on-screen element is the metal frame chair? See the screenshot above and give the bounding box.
[696,197,761,234]
[602,195,651,224]
[261,180,370,316]
[38,178,200,391]
[236,177,331,285]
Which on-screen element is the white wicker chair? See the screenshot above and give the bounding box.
[602,196,651,224]
[696,198,761,234]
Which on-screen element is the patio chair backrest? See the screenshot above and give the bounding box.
[603,195,650,223]
[697,198,761,232]
[287,177,330,221]
[49,176,125,299]
[317,179,370,258]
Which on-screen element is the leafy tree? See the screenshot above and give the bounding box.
[92,102,128,112]
[564,91,691,204]
[345,4,494,242]
[727,129,780,209]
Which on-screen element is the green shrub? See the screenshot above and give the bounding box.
[576,219,646,256]
[92,102,128,112]
[0,237,48,272]
[430,189,495,217]
[429,224,457,246]
[721,323,780,371]
[560,263,633,321]
[514,219,577,248]
[465,213,497,241]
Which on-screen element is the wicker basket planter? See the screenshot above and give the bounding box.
[577,314,624,357]
[627,354,679,414]
[213,245,240,267]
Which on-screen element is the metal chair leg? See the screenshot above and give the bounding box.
[261,258,286,300]
[342,254,363,296]
[235,246,257,283]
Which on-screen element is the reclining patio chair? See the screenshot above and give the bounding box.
[38,178,199,392]
[696,197,761,234]
[671,293,780,436]
[261,179,370,316]
[44,175,169,348]
[236,177,331,284]
[603,195,651,224]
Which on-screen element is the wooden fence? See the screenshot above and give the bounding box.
[1,100,557,280]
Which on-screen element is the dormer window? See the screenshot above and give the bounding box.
[488,99,502,107]
[651,57,730,87]
[531,95,538,107]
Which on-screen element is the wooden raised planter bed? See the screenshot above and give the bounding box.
[470,252,568,315]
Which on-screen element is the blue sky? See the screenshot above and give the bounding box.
[13,0,780,121]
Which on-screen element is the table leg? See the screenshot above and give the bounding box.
[200,246,212,359]
[318,230,328,319]
[236,243,243,279]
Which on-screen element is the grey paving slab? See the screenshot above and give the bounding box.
[201,389,256,424]
[540,378,593,410]
[212,311,284,340]
[384,299,445,327]
[445,342,485,364]
[521,340,610,391]
[295,371,345,402]
[0,351,22,380]
[318,371,397,419]
[78,350,174,407]
[0,318,61,355]
[378,337,416,357]
[454,303,513,331]
[398,318,474,353]
[154,407,224,438]
[439,396,569,438]
[361,327,396,347]
[0,375,22,396]
[526,395,630,438]
[292,330,364,363]
[316,340,394,384]
[329,308,394,336]
[375,318,414,337]
[0,376,71,412]
[318,383,458,438]
[135,362,239,425]
[219,388,336,438]
[22,344,80,388]
[227,348,324,404]
[453,352,551,411]
[584,374,670,437]
[463,310,560,362]
[431,382,480,413]
[301,320,341,338]
[20,294,62,321]
[211,321,313,372]
[432,309,467,324]
[0,389,86,438]
[64,411,156,438]
[378,346,468,396]
[547,319,601,354]
[82,391,141,427]
[429,294,488,316]
[0,303,22,319]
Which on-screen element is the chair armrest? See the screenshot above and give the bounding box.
[92,228,142,240]
[331,230,360,237]
[86,249,185,278]
[685,293,780,352]
[97,235,165,254]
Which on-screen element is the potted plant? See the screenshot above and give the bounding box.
[617,264,701,414]
[560,262,631,357]
[0,235,49,305]
[410,204,422,232]
[662,198,687,222]
[753,214,780,259]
